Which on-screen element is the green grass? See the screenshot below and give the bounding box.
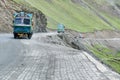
[83,0,120,30]
[89,44,120,73]
[102,13,120,29]
[85,0,107,5]
[14,0,120,32]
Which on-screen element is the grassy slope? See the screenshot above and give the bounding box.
[85,0,120,30]
[89,44,120,73]
[14,0,120,32]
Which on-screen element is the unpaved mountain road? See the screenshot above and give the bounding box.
[0,33,120,80]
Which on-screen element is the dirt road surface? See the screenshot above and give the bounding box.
[0,32,120,80]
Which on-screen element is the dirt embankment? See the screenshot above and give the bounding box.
[56,30,120,54]
[0,0,47,33]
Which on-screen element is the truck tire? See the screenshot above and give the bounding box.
[28,33,32,39]
[57,31,60,33]
[14,33,17,39]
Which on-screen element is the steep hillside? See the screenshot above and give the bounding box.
[0,0,47,33]
[16,0,120,32]
[0,0,14,33]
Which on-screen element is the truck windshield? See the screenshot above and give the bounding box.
[14,18,22,24]
[24,19,30,25]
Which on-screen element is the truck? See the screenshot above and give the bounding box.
[13,12,33,39]
[57,24,65,33]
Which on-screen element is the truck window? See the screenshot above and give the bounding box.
[14,18,22,24]
[24,19,30,25]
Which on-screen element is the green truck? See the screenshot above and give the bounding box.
[13,12,33,39]
[57,24,65,33]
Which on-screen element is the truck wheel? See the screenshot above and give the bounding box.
[14,33,17,39]
[28,34,32,39]
[57,31,60,33]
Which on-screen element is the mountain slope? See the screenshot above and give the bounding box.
[16,0,120,32]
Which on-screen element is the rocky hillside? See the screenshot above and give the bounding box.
[0,0,47,33]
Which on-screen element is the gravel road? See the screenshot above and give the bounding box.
[0,33,120,80]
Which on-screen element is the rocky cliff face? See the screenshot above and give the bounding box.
[0,0,47,33]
